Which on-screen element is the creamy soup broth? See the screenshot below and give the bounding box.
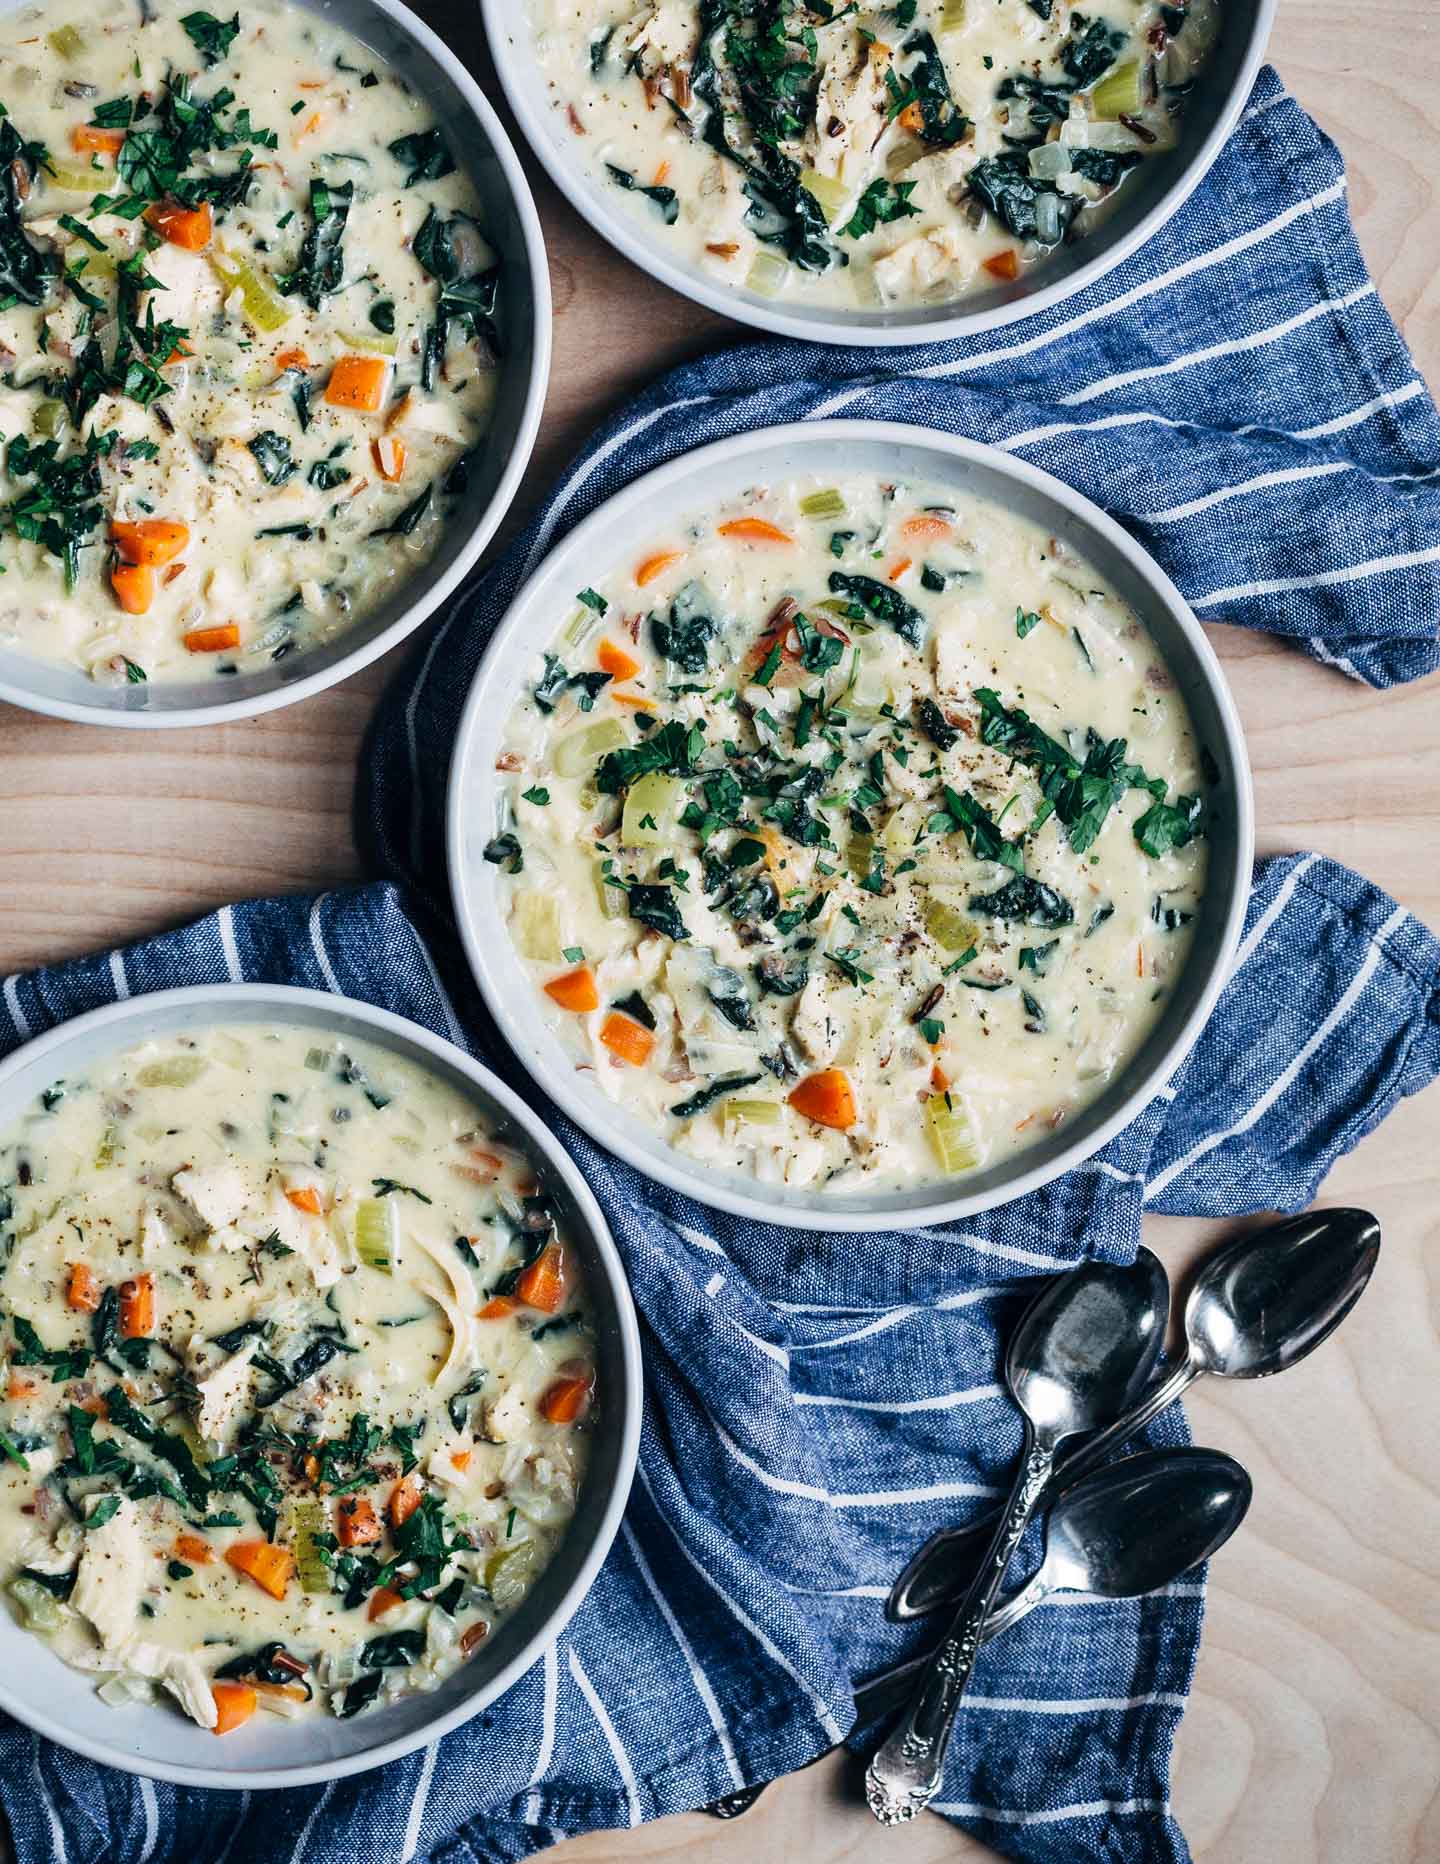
[0,0,501,684]
[522,1,1222,311]
[0,1024,595,1730]
[490,472,1211,1194]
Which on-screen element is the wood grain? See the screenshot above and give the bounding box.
[1,3,1438,1862]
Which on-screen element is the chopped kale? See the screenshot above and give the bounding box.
[671,1073,764,1119]
[605,162,679,225]
[653,584,720,674]
[626,883,689,942]
[827,572,926,648]
[969,874,1075,928]
[388,128,455,186]
[282,177,353,309]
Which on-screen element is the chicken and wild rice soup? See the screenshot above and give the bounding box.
[0,0,501,685]
[489,473,1212,1193]
[0,1027,594,1731]
[522,1,1222,311]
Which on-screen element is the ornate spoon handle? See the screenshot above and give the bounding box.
[865,1427,1056,1825]
[888,1358,1200,1623]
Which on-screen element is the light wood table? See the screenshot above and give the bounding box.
[3,4,1438,1861]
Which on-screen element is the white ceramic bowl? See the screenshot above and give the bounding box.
[0,0,550,729]
[481,0,1275,346]
[448,419,1255,1231]
[0,984,641,1788]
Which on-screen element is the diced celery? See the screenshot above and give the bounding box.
[593,860,626,921]
[94,1124,119,1169]
[46,163,104,194]
[847,831,875,885]
[553,718,628,778]
[561,606,600,649]
[799,167,850,225]
[8,1574,61,1632]
[799,488,847,520]
[484,1539,539,1611]
[31,400,67,440]
[724,1099,783,1126]
[136,1055,209,1089]
[209,253,293,332]
[304,1046,330,1072]
[354,1198,398,1273]
[47,24,85,58]
[746,250,789,297]
[513,890,564,962]
[938,0,966,32]
[1090,61,1144,119]
[342,327,398,357]
[289,1498,331,1595]
[923,897,980,955]
[924,1093,979,1174]
[621,771,685,848]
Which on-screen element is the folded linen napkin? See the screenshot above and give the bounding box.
[0,860,1437,1864]
[2,65,1440,1864]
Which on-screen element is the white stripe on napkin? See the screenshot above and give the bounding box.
[622,1522,744,1791]
[792,1383,1002,1415]
[1191,542,1440,608]
[568,1650,642,1827]
[522,1642,558,1828]
[932,1794,1169,1826]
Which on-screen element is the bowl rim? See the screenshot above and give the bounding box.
[446,416,1257,1232]
[0,0,553,731]
[0,981,643,1789]
[479,0,1277,348]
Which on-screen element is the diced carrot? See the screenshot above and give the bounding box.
[302,1451,321,1485]
[252,1680,309,1703]
[1137,943,1145,978]
[717,517,793,545]
[285,1185,323,1216]
[211,1681,256,1735]
[514,1243,567,1314]
[634,549,684,587]
[886,557,912,584]
[543,965,599,1013]
[931,1062,950,1094]
[175,1533,213,1566]
[224,1540,295,1600]
[335,1495,381,1548]
[388,1473,422,1528]
[449,1448,472,1473]
[76,1395,108,1417]
[540,1372,594,1425]
[477,1296,517,1320]
[597,638,641,682]
[110,562,154,615]
[898,101,924,134]
[183,623,241,654]
[902,515,952,541]
[368,1585,404,1621]
[788,1069,858,1131]
[275,347,310,373]
[6,1375,36,1401]
[652,160,671,186]
[609,691,655,710]
[324,354,389,412]
[119,1273,153,1339]
[599,1012,654,1067]
[983,249,1020,282]
[371,434,406,481]
[110,519,189,567]
[145,199,212,251]
[66,1263,100,1314]
[294,110,326,143]
[461,1621,489,1656]
[71,125,124,157]
[164,340,192,366]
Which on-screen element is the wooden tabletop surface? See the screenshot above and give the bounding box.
[3,3,1439,1861]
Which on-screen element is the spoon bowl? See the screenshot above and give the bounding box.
[1185,1207,1381,1380]
[858,1447,1252,1721]
[1008,1248,1172,1441]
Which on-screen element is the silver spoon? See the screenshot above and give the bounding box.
[864,1250,1171,1826]
[888,1206,1381,1624]
[856,1446,1252,1722]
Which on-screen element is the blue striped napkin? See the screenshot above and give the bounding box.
[1,66,1439,1864]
